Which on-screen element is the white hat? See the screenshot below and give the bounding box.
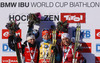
[61,33,70,39]
[26,35,35,41]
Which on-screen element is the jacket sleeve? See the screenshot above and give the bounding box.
[8,35,26,54]
[75,51,86,63]
[8,35,15,51]
[55,43,62,62]
[22,41,27,55]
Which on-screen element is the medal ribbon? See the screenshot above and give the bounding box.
[63,45,73,63]
[43,43,50,59]
[27,42,37,63]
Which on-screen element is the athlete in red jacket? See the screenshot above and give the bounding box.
[8,32,39,63]
[60,33,86,63]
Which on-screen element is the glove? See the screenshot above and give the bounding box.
[14,35,22,44]
[51,46,58,54]
[27,29,39,39]
[82,58,86,63]
[76,43,82,51]
[32,29,39,39]
[9,30,14,36]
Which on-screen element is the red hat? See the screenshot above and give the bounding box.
[42,29,50,37]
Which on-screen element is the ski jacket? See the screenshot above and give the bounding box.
[8,35,39,63]
[23,44,38,63]
[61,44,86,63]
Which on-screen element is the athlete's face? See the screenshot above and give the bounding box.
[62,37,70,46]
[28,39,35,45]
[42,34,50,40]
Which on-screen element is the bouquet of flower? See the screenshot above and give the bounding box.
[28,12,41,27]
[57,21,69,32]
[5,20,20,34]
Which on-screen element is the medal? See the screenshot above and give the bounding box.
[44,45,48,48]
[27,43,37,63]
[31,60,34,63]
[64,49,68,53]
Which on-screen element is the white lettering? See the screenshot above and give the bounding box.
[64,15,83,21]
